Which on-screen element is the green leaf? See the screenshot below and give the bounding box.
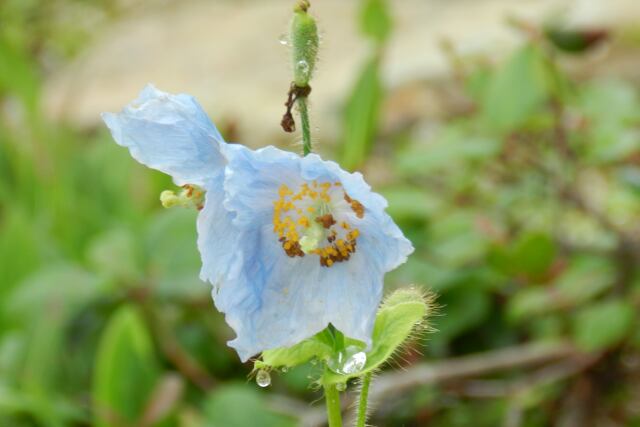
[86,228,142,283]
[380,186,440,221]
[93,305,160,427]
[323,288,431,385]
[490,232,556,278]
[577,80,640,163]
[481,44,550,133]
[0,38,40,113]
[145,209,205,298]
[0,333,24,386]
[572,299,634,352]
[465,66,492,104]
[0,382,31,415]
[341,56,383,170]
[555,256,615,303]
[6,264,102,323]
[508,288,552,322]
[4,265,102,399]
[512,233,556,277]
[396,127,501,176]
[578,79,639,125]
[360,0,392,43]
[254,326,347,372]
[0,265,103,425]
[256,338,332,370]
[508,255,615,322]
[203,383,296,427]
[430,211,488,266]
[431,286,490,342]
[0,207,44,301]
[255,288,431,386]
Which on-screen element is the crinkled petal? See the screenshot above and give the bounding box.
[197,144,254,290]
[197,173,238,289]
[217,147,413,361]
[102,84,225,186]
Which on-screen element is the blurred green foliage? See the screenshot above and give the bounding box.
[2,0,640,426]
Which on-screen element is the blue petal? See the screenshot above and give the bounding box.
[217,147,414,361]
[102,84,225,186]
[197,174,236,289]
[103,85,246,309]
[197,144,255,290]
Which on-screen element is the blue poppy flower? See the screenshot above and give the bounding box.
[103,85,414,361]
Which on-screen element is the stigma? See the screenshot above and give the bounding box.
[160,184,205,210]
[272,180,365,267]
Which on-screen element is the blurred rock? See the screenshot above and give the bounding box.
[43,0,640,148]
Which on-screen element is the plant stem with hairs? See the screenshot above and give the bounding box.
[356,373,372,427]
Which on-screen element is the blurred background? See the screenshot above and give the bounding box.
[2,0,640,425]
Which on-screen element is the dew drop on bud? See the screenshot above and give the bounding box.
[296,60,310,77]
[280,366,289,373]
[256,369,271,387]
[279,33,290,46]
[336,382,347,392]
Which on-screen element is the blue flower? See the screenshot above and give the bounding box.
[103,85,414,361]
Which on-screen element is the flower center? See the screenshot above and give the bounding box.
[272,180,365,267]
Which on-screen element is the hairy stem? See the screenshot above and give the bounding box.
[297,96,312,156]
[356,373,372,427]
[324,383,343,427]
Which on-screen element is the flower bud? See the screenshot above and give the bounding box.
[291,2,319,87]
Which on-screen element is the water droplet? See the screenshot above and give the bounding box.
[336,382,347,392]
[327,346,367,375]
[280,366,289,373]
[296,60,310,77]
[256,369,271,387]
[342,351,366,374]
[279,33,290,46]
[310,358,318,366]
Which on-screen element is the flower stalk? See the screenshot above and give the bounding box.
[323,382,343,427]
[297,95,312,156]
[356,373,372,427]
[281,0,319,156]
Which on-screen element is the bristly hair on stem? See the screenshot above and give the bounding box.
[356,372,372,427]
[324,382,344,427]
[297,96,312,156]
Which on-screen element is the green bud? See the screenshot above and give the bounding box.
[159,185,205,210]
[291,2,319,87]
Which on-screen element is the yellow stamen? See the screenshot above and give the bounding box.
[272,180,363,267]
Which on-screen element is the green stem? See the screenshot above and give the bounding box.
[324,383,343,427]
[297,95,312,156]
[356,373,372,427]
